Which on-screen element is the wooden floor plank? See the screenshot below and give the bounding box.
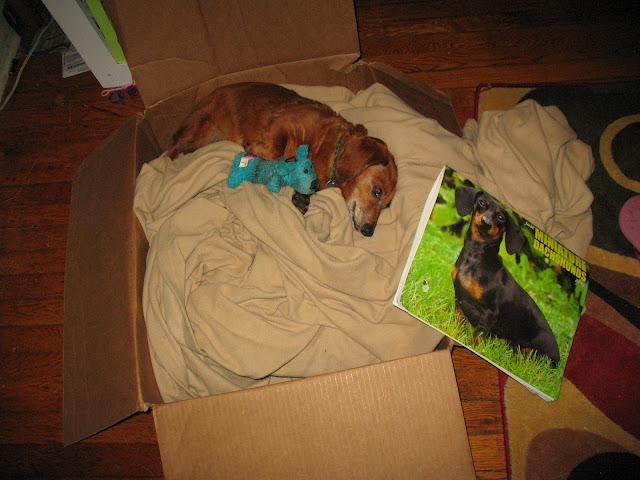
[409,57,640,90]
[0,248,66,276]
[0,352,63,412]
[2,105,139,133]
[0,225,68,253]
[0,182,71,207]
[0,443,163,478]
[1,411,157,445]
[1,161,80,187]
[0,272,65,301]
[456,366,502,401]
[461,400,504,435]
[468,434,509,471]
[362,23,640,73]
[0,298,63,327]
[0,325,63,353]
[0,203,71,229]
[452,345,494,369]
[358,7,637,40]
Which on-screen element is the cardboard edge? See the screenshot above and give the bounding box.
[63,113,161,445]
[132,118,164,408]
[63,115,138,444]
[105,0,361,109]
[153,350,476,480]
[366,62,463,137]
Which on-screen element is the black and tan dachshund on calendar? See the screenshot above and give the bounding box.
[451,186,560,366]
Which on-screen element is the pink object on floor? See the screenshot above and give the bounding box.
[619,196,640,262]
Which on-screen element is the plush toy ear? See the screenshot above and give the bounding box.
[504,215,525,255]
[454,186,479,217]
[296,144,309,159]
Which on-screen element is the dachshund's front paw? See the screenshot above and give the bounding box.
[471,327,489,346]
[292,191,311,215]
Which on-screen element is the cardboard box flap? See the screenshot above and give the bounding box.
[366,62,463,136]
[63,115,161,445]
[104,0,360,107]
[153,350,476,480]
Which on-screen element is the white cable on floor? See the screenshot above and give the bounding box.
[0,16,54,111]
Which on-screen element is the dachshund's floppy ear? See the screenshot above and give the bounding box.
[334,135,393,184]
[504,215,525,255]
[454,186,480,217]
[354,124,368,135]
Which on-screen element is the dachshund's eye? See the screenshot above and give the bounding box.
[496,212,506,224]
[373,186,383,198]
[477,199,486,209]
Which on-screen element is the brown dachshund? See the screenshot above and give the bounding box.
[166,82,397,236]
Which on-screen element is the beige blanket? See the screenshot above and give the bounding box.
[134,84,594,402]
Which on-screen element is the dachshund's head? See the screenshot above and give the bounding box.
[335,132,397,237]
[455,186,524,254]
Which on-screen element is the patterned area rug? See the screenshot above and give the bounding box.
[475,83,640,479]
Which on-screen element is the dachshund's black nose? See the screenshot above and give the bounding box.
[310,179,319,192]
[361,224,374,237]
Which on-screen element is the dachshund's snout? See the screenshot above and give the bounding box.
[480,214,492,230]
[361,224,375,237]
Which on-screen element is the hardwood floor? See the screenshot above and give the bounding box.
[1,1,638,478]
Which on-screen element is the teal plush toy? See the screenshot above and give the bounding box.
[227,144,318,194]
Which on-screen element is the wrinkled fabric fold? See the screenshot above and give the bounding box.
[461,99,594,255]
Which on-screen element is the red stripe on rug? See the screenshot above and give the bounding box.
[565,313,640,438]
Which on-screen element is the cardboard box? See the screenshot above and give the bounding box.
[63,1,473,478]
